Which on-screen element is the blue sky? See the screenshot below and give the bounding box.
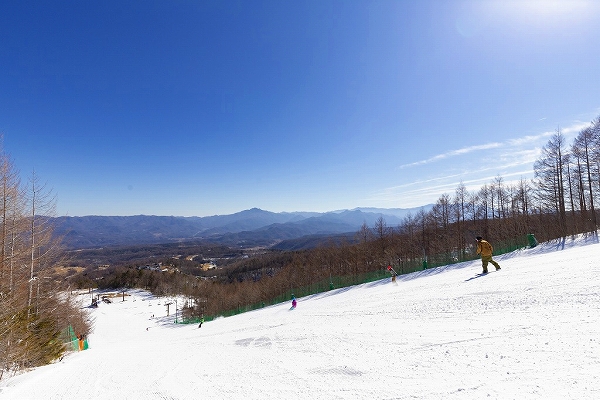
[1,0,599,217]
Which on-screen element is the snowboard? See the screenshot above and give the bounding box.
[465,269,499,281]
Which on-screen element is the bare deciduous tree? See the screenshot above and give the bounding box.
[534,129,568,237]
[1,151,91,379]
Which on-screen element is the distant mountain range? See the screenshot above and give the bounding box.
[53,206,432,250]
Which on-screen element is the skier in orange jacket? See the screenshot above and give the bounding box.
[476,236,501,274]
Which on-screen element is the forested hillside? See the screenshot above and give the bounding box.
[52,208,416,249]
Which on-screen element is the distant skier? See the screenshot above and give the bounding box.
[387,265,398,283]
[291,296,297,310]
[476,236,501,274]
[198,316,205,328]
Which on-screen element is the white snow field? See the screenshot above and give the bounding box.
[1,235,600,400]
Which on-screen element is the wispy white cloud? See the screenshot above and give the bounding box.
[506,131,554,146]
[398,143,502,169]
[562,121,592,136]
[398,120,590,170]
[370,167,536,208]
[374,120,596,209]
[497,148,541,167]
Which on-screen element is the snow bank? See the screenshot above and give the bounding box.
[1,235,599,399]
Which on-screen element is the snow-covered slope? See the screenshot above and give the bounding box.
[2,235,600,399]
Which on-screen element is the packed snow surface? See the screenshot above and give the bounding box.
[2,235,600,399]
